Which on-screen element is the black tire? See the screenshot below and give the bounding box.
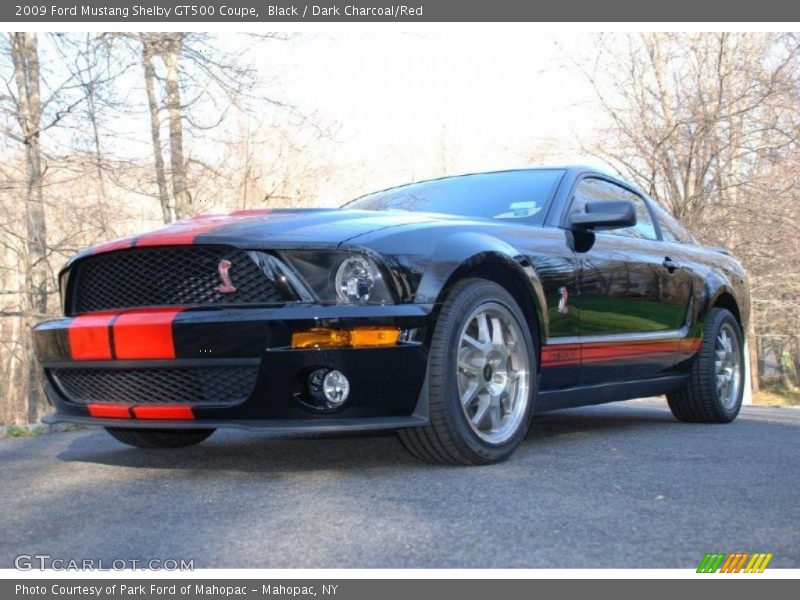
[105,427,215,448]
[398,278,537,465]
[667,308,745,423]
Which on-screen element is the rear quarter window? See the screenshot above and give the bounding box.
[648,200,696,244]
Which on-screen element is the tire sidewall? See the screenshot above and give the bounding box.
[706,311,746,421]
[434,280,537,461]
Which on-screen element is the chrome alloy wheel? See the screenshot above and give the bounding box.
[456,302,531,444]
[715,323,743,409]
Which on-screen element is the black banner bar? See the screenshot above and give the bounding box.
[4,0,800,22]
[4,579,799,600]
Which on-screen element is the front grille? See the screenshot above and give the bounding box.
[71,246,287,313]
[49,366,260,406]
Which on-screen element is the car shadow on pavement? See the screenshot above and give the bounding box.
[57,427,422,473]
[530,403,678,440]
[55,401,681,472]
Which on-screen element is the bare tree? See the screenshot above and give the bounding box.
[0,32,338,425]
[573,32,800,391]
[161,35,192,219]
[9,33,49,421]
[125,32,275,221]
[141,37,173,222]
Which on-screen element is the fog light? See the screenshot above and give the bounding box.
[307,368,350,409]
[322,370,350,407]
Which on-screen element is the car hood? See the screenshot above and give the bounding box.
[76,208,447,261]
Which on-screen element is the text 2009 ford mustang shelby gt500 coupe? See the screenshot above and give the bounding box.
[34,166,749,464]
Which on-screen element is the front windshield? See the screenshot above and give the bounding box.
[345,169,564,224]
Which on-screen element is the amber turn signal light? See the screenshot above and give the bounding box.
[292,327,400,349]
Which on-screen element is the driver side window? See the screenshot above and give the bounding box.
[572,178,657,241]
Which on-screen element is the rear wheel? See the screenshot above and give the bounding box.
[399,278,536,465]
[105,427,215,448]
[667,308,745,423]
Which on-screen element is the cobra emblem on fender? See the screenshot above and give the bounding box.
[216,259,237,293]
[558,286,569,315]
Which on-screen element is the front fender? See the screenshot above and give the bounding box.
[412,232,548,340]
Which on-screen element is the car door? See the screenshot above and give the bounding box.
[514,227,581,390]
[566,177,694,385]
[489,226,580,391]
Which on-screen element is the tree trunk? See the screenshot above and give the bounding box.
[10,33,48,423]
[142,41,173,224]
[83,44,110,234]
[162,37,191,220]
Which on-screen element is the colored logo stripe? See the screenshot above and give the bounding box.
[697,553,727,573]
[744,553,773,573]
[697,552,773,573]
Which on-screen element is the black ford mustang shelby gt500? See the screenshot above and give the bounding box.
[34,166,749,464]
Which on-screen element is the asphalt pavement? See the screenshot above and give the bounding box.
[1,398,798,569]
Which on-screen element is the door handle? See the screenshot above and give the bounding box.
[662,257,679,273]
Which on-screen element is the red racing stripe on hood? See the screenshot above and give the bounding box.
[84,209,281,255]
[89,236,137,255]
[135,211,271,247]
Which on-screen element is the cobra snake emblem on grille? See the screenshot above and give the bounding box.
[216,259,237,293]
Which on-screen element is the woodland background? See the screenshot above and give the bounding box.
[1,32,799,425]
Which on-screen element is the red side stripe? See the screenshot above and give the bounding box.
[132,406,195,420]
[68,313,118,360]
[581,340,684,364]
[541,338,702,368]
[683,338,703,353]
[541,344,581,367]
[87,404,132,419]
[113,308,182,360]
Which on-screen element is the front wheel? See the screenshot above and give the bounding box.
[399,278,537,465]
[667,308,745,423]
[105,427,215,448]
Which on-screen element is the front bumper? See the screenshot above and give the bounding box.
[34,303,432,431]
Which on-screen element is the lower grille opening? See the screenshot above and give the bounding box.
[49,366,260,406]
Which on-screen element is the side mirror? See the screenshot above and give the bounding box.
[568,200,637,231]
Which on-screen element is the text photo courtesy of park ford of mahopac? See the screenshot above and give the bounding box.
[0,3,799,579]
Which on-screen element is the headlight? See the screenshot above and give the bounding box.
[279,251,394,305]
[335,256,377,304]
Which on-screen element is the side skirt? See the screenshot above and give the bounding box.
[534,374,689,413]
